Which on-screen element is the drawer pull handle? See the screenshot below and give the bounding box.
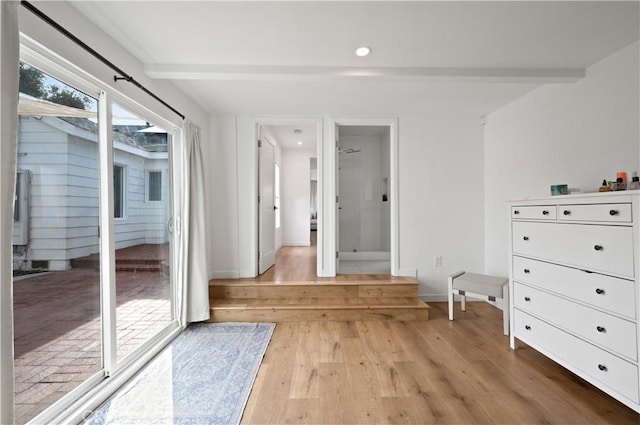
[596,326,606,333]
[594,245,603,251]
[523,236,529,241]
[542,210,549,215]
[524,297,531,302]
[609,209,618,216]
[563,210,571,215]
[595,288,605,295]
[524,269,530,274]
[514,210,520,215]
[525,325,531,331]
[598,364,607,372]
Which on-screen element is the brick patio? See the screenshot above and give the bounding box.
[13,245,171,424]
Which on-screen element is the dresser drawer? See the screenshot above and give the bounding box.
[512,222,634,278]
[514,283,637,360]
[511,205,556,220]
[514,310,639,403]
[513,256,636,319]
[558,203,632,223]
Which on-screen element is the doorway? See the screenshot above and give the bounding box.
[257,123,319,279]
[336,125,392,274]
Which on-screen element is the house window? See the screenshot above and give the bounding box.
[147,171,162,202]
[114,165,125,218]
[14,173,20,222]
[275,163,280,229]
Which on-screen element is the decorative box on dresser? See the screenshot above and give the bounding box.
[509,191,640,413]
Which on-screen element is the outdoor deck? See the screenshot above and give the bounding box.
[13,244,171,424]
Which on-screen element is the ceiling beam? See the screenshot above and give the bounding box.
[144,63,585,84]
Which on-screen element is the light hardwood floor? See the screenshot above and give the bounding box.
[238,234,638,423]
[242,302,639,424]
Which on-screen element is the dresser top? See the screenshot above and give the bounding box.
[510,189,640,204]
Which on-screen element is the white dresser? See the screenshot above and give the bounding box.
[509,192,640,412]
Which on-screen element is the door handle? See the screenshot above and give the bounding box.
[273,206,278,210]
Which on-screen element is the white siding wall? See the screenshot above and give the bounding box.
[112,148,169,250]
[14,117,169,270]
[15,117,97,270]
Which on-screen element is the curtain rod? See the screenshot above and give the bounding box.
[20,0,186,121]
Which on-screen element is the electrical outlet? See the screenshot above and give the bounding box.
[434,256,442,267]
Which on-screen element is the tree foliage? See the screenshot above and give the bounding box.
[19,63,46,99]
[19,63,90,110]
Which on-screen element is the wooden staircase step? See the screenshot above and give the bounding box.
[208,297,430,322]
[209,282,419,300]
[209,276,428,322]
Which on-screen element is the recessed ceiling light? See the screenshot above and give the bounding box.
[297,141,303,145]
[355,46,371,57]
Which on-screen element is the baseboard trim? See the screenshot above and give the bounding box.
[396,268,417,278]
[283,242,311,247]
[209,271,240,279]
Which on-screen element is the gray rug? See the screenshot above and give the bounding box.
[86,322,275,425]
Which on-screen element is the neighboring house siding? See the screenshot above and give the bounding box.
[113,152,168,249]
[14,116,168,271]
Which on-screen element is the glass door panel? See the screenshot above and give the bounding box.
[13,63,102,424]
[111,104,172,361]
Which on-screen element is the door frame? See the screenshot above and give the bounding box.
[326,117,400,276]
[239,117,324,277]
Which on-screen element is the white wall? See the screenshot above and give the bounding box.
[484,41,640,277]
[399,111,485,299]
[206,114,239,278]
[209,112,485,297]
[281,147,315,246]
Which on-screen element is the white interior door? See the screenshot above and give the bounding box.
[258,135,276,274]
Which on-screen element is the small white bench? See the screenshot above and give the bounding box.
[448,271,509,336]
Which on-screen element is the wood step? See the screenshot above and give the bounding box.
[210,282,419,300]
[208,297,430,322]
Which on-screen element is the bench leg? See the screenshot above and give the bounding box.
[502,283,509,336]
[448,275,454,320]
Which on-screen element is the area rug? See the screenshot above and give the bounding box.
[86,322,275,425]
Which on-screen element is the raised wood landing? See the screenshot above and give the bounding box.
[209,277,429,322]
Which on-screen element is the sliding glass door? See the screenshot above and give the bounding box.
[12,55,180,424]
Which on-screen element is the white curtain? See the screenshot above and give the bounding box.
[0,1,19,422]
[180,120,210,323]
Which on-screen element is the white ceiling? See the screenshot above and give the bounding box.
[70,1,640,116]
[264,124,317,149]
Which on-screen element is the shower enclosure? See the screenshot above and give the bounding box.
[338,126,391,272]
